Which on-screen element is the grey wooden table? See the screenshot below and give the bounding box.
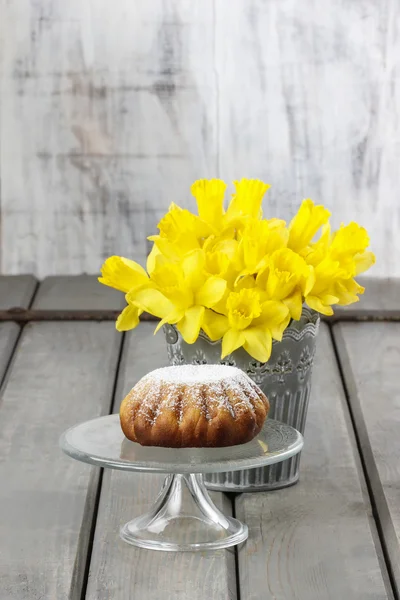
[0,275,399,600]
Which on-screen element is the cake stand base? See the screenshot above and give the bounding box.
[120,473,248,552]
[60,414,303,552]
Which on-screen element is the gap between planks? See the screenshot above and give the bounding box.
[0,310,399,322]
[84,325,237,600]
[79,332,128,600]
[0,276,40,394]
[234,323,394,600]
[331,324,400,600]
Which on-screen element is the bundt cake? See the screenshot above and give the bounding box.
[119,364,269,448]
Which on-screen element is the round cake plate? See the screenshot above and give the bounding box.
[60,414,303,552]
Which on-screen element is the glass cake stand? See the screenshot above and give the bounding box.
[60,414,303,552]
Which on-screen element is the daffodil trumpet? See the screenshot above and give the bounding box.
[99,179,375,362]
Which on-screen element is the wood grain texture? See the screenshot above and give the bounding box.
[86,323,236,600]
[32,275,124,310]
[235,323,392,600]
[0,0,217,277]
[0,321,121,600]
[333,322,400,598]
[0,275,37,309]
[215,0,400,279]
[1,1,397,277]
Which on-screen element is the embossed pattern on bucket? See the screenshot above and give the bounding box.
[163,307,319,491]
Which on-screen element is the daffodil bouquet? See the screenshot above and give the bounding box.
[99,179,375,363]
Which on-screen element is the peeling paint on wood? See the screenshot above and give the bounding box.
[0,0,398,277]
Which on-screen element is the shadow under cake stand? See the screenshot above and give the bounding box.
[60,414,303,552]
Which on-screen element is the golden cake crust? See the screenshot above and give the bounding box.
[120,365,269,448]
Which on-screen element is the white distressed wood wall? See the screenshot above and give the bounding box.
[1,0,399,277]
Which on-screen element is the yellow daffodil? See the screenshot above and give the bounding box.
[128,249,227,344]
[148,203,211,260]
[99,255,148,292]
[301,223,331,267]
[304,222,375,313]
[203,288,289,362]
[191,178,227,230]
[99,178,375,355]
[329,222,376,275]
[202,238,241,302]
[98,256,150,331]
[225,179,271,221]
[304,254,347,315]
[306,265,366,313]
[256,248,314,320]
[236,218,289,278]
[204,250,231,279]
[331,278,365,306]
[288,199,331,253]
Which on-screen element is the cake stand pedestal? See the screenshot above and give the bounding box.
[60,414,303,552]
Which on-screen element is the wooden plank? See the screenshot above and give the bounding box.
[334,322,400,597]
[0,321,122,600]
[86,323,236,600]
[332,278,400,319]
[0,322,20,386]
[236,323,392,600]
[0,275,37,309]
[32,275,124,310]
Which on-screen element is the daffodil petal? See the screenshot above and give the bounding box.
[154,318,168,334]
[177,305,205,344]
[270,314,291,341]
[333,279,365,305]
[146,243,162,275]
[154,307,185,334]
[221,329,246,358]
[209,289,230,315]
[234,275,257,291]
[283,289,303,321]
[256,266,269,289]
[128,287,175,319]
[306,295,335,316]
[243,328,272,362]
[304,266,316,296]
[202,310,229,341]
[195,276,227,308]
[158,204,211,240]
[322,294,340,305]
[355,251,376,275]
[116,304,142,332]
[182,249,206,290]
[150,236,188,261]
[335,293,360,306]
[256,300,289,327]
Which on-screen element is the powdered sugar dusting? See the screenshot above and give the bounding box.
[125,364,265,426]
[143,364,247,385]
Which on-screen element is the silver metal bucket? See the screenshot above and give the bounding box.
[163,307,319,491]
